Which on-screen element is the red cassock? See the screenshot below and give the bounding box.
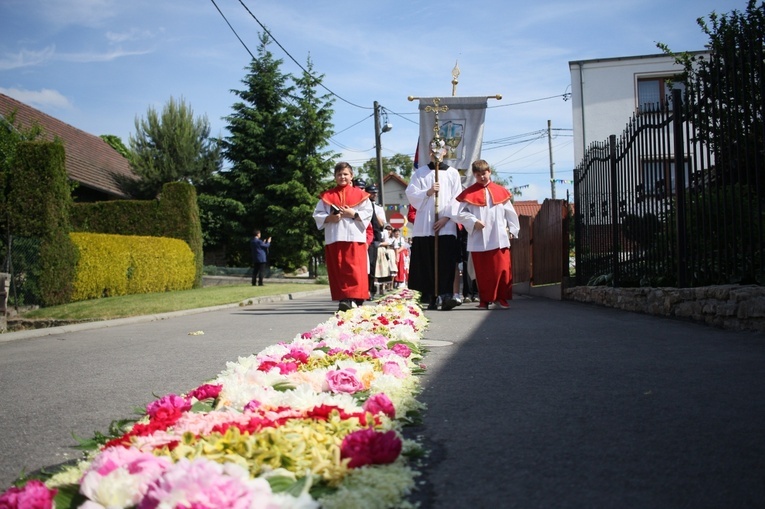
[325,242,369,301]
[319,184,370,301]
[456,182,514,302]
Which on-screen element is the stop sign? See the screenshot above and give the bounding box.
[389,212,406,229]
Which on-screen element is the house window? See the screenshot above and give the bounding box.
[642,158,691,196]
[637,77,685,113]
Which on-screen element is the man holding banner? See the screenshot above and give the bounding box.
[405,96,489,310]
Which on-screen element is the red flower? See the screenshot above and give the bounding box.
[187,383,222,401]
[340,429,402,468]
[0,480,57,509]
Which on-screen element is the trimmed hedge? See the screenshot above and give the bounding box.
[8,141,78,306]
[70,182,204,288]
[70,232,195,301]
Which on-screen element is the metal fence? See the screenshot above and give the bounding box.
[574,82,764,287]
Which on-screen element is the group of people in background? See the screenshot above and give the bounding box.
[312,156,519,313]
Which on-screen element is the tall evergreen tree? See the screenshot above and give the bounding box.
[219,33,337,271]
[265,58,337,273]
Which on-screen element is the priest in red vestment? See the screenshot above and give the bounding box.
[456,159,520,310]
[313,162,373,312]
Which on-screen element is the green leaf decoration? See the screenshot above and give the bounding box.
[190,400,214,413]
[272,382,296,392]
[386,339,421,355]
[53,483,87,509]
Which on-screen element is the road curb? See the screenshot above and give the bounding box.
[0,289,330,343]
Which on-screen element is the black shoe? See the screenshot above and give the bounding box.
[338,300,352,312]
[442,295,462,311]
[354,299,364,307]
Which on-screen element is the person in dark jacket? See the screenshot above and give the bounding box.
[250,229,271,286]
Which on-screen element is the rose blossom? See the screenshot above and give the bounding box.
[326,368,364,394]
[340,429,402,468]
[0,480,56,509]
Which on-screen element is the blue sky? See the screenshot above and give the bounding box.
[0,0,745,201]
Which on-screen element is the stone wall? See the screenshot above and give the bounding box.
[564,285,765,333]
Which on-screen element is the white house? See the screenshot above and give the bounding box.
[568,51,707,164]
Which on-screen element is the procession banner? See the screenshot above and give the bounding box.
[416,96,488,172]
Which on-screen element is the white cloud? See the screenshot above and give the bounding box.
[0,87,73,110]
[0,46,56,71]
[57,47,153,63]
[106,28,158,44]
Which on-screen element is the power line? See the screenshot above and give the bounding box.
[209,0,255,59]
[236,0,371,110]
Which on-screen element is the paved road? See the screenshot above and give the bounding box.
[1,291,763,508]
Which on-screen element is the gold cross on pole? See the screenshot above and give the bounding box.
[424,98,449,165]
[422,98,449,300]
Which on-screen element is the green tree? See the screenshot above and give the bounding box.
[0,112,44,227]
[358,153,415,185]
[100,134,132,161]
[265,59,337,273]
[658,0,764,191]
[125,96,220,198]
[215,33,337,271]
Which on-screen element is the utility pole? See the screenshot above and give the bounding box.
[548,119,556,199]
[374,101,384,207]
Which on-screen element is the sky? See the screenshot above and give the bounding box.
[0,0,748,202]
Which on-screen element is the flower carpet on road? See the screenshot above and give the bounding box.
[0,290,429,509]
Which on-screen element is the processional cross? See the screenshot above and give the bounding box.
[423,97,449,299]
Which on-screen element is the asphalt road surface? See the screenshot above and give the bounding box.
[1,290,763,508]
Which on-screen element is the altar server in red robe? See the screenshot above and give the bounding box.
[456,159,520,310]
[313,162,373,312]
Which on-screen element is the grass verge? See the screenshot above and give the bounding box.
[19,283,329,321]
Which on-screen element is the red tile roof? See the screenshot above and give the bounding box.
[513,199,542,218]
[0,93,136,199]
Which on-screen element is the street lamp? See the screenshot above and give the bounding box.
[374,101,392,208]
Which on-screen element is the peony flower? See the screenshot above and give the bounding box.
[283,347,311,364]
[145,394,191,420]
[382,361,405,379]
[187,383,222,401]
[340,429,402,468]
[80,447,171,507]
[363,393,396,419]
[137,458,280,509]
[0,480,56,509]
[391,343,412,358]
[326,368,364,394]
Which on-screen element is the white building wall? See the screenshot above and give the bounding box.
[568,53,704,164]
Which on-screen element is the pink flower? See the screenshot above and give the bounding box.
[187,384,222,401]
[382,361,405,378]
[282,347,310,364]
[363,393,396,419]
[80,448,171,507]
[326,368,364,394]
[145,394,191,420]
[0,480,57,509]
[138,458,277,509]
[257,360,298,374]
[391,343,412,358]
[340,429,402,468]
[243,399,261,412]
